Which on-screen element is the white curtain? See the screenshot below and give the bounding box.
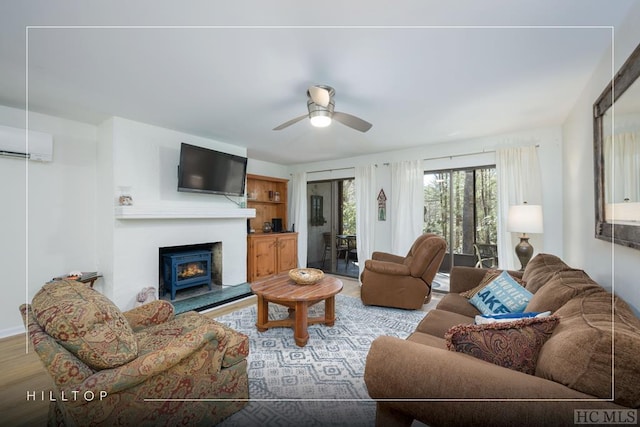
[289,171,307,268]
[354,164,376,278]
[390,160,424,255]
[496,145,542,270]
[604,132,640,204]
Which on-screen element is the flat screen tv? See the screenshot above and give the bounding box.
[177,143,248,196]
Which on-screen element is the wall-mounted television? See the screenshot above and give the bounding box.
[177,143,248,197]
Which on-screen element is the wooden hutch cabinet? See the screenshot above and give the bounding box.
[246,174,298,282]
[247,232,298,282]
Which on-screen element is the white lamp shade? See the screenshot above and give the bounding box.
[507,204,544,234]
[605,202,640,223]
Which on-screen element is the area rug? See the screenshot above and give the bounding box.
[215,294,429,427]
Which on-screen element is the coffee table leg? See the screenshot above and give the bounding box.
[256,295,269,332]
[294,301,309,347]
[325,296,336,326]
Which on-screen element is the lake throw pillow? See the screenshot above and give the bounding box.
[469,270,533,315]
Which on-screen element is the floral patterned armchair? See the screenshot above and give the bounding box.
[20,280,249,426]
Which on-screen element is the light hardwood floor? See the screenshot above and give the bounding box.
[0,276,364,426]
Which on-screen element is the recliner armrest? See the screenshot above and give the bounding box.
[123,300,175,332]
[365,259,411,276]
[371,251,406,264]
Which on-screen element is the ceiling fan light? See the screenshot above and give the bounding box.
[309,111,332,128]
[310,115,332,127]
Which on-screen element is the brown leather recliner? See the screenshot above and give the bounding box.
[360,233,447,310]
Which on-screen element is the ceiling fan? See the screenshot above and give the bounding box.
[273,85,372,132]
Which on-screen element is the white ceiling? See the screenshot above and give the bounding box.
[0,1,636,164]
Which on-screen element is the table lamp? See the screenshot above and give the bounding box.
[507,202,543,271]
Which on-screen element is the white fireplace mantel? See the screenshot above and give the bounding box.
[115,205,256,220]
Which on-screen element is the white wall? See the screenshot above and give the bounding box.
[96,118,254,309]
[247,158,288,180]
[0,105,97,337]
[110,117,246,207]
[0,109,290,336]
[563,4,640,314]
[289,125,563,267]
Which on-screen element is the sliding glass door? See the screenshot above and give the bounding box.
[423,166,497,273]
[306,179,358,278]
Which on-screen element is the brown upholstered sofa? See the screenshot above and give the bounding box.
[360,233,447,309]
[364,253,640,427]
[21,280,249,426]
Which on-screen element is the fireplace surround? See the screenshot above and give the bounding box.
[107,205,254,310]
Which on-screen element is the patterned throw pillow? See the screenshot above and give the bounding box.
[32,280,138,370]
[468,270,533,315]
[460,269,526,299]
[445,316,559,374]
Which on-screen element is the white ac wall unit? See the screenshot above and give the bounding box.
[0,124,53,162]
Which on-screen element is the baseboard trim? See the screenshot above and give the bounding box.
[0,325,26,340]
[199,294,256,315]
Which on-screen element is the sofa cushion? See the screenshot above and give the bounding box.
[414,309,475,338]
[525,269,604,313]
[135,311,227,355]
[435,293,482,318]
[460,269,526,299]
[32,280,138,370]
[469,271,533,315]
[445,316,559,374]
[521,253,571,293]
[535,292,640,408]
[407,331,448,349]
[169,311,249,368]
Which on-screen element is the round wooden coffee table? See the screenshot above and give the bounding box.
[250,273,343,347]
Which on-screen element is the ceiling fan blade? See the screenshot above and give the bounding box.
[332,111,373,132]
[308,85,330,107]
[273,114,307,131]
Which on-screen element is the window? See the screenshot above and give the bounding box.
[339,179,356,235]
[423,166,497,271]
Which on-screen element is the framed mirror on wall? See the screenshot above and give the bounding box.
[593,41,640,250]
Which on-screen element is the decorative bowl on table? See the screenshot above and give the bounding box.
[288,268,324,285]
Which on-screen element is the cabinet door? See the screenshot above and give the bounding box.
[277,234,298,272]
[250,236,278,281]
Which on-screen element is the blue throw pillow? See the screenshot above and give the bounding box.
[469,270,533,315]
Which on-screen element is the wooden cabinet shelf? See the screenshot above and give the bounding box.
[247,200,286,205]
[246,173,289,233]
[246,174,297,282]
